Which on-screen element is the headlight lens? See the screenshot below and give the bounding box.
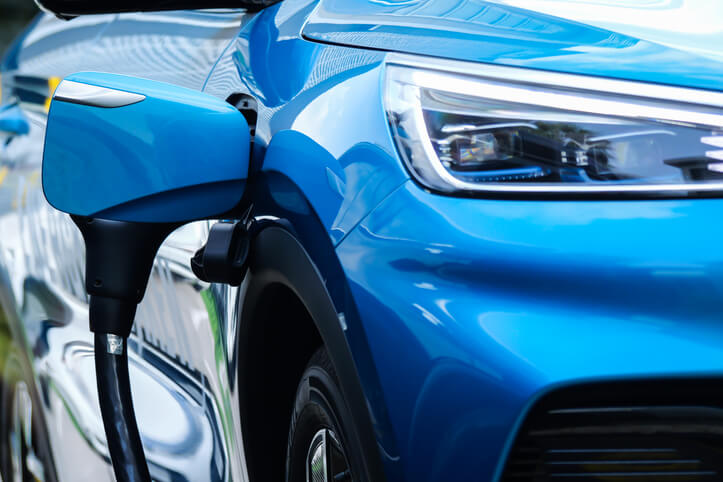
[385,58,723,197]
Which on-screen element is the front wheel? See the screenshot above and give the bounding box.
[286,348,358,482]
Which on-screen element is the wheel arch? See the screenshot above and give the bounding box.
[238,224,388,482]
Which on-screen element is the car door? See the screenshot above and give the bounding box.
[0,13,117,482]
[0,9,252,482]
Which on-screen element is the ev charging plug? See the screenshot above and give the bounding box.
[73,217,253,482]
[73,216,179,482]
[40,71,252,482]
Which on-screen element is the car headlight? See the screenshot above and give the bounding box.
[385,54,723,197]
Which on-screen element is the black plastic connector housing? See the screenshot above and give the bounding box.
[191,221,250,286]
[71,216,178,337]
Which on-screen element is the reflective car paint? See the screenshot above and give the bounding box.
[204,4,409,477]
[303,0,723,91]
[338,181,723,480]
[220,1,723,480]
[2,1,723,482]
[0,10,251,482]
[489,0,723,63]
[205,1,409,246]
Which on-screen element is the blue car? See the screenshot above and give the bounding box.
[2,0,723,481]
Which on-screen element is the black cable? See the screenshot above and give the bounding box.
[94,332,151,482]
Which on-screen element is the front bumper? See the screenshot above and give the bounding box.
[337,180,723,481]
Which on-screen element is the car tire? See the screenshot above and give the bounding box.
[286,347,358,482]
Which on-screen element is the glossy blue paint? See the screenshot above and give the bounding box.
[304,0,723,91]
[207,2,723,480]
[90,10,246,91]
[210,2,409,245]
[2,11,252,482]
[42,72,250,223]
[0,104,29,135]
[7,2,723,482]
[337,180,723,480]
[204,5,411,478]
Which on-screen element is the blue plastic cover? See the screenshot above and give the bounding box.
[42,72,250,223]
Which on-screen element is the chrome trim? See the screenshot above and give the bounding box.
[53,80,146,108]
[305,428,349,482]
[384,54,723,196]
[307,429,328,482]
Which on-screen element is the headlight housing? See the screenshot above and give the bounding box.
[385,54,723,198]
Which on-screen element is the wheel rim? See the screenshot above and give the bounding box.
[306,428,351,482]
[9,382,44,482]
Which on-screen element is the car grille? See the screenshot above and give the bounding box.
[501,379,723,481]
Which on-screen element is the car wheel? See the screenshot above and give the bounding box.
[1,352,54,482]
[286,348,357,482]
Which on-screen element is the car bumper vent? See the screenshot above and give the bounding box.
[501,379,723,481]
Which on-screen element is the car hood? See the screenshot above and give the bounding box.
[302,0,723,92]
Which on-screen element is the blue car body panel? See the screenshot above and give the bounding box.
[338,182,723,480]
[205,1,410,246]
[304,0,723,91]
[3,0,723,481]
